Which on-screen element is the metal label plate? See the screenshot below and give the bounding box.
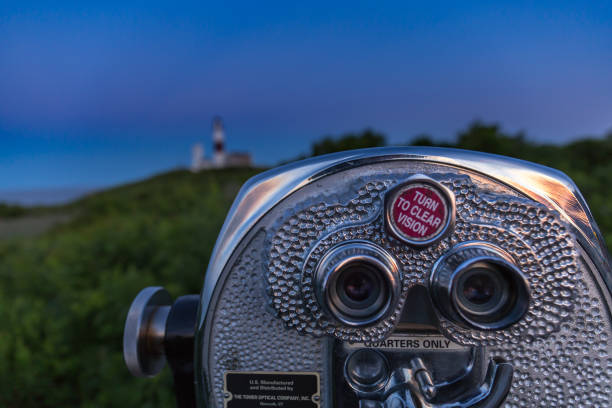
[348,335,466,351]
[224,372,320,408]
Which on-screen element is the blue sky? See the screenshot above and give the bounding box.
[1,1,611,191]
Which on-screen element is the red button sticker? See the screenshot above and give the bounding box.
[388,182,450,243]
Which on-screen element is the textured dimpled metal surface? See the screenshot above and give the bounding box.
[262,169,611,407]
[208,232,327,408]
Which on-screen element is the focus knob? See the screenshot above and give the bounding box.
[345,349,390,392]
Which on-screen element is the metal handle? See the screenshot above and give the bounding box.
[123,286,200,408]
[123,286,173,377]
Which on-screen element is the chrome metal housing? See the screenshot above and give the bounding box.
[195,147,612,407]
[197,148,610,336]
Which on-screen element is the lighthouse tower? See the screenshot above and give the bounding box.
[212,116,226,168]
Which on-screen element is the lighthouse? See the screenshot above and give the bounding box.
[212,116,226,168]
[189,116,252,171]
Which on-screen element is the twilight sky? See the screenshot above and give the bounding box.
[1,1,611,191]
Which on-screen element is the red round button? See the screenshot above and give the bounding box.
[388,181,451,244]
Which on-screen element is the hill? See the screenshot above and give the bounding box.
[0,168,260,407]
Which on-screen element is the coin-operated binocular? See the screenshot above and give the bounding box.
[123,148,612,408]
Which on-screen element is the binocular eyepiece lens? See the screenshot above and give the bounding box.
[314,242,400,327]
[454,262,514,321]
[430,243,529,330]
[339,264,381,306]
[342,267,377,302]
[334,262,387,319]
[462,272,497,304]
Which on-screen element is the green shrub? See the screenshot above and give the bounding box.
[0,168,259,407]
